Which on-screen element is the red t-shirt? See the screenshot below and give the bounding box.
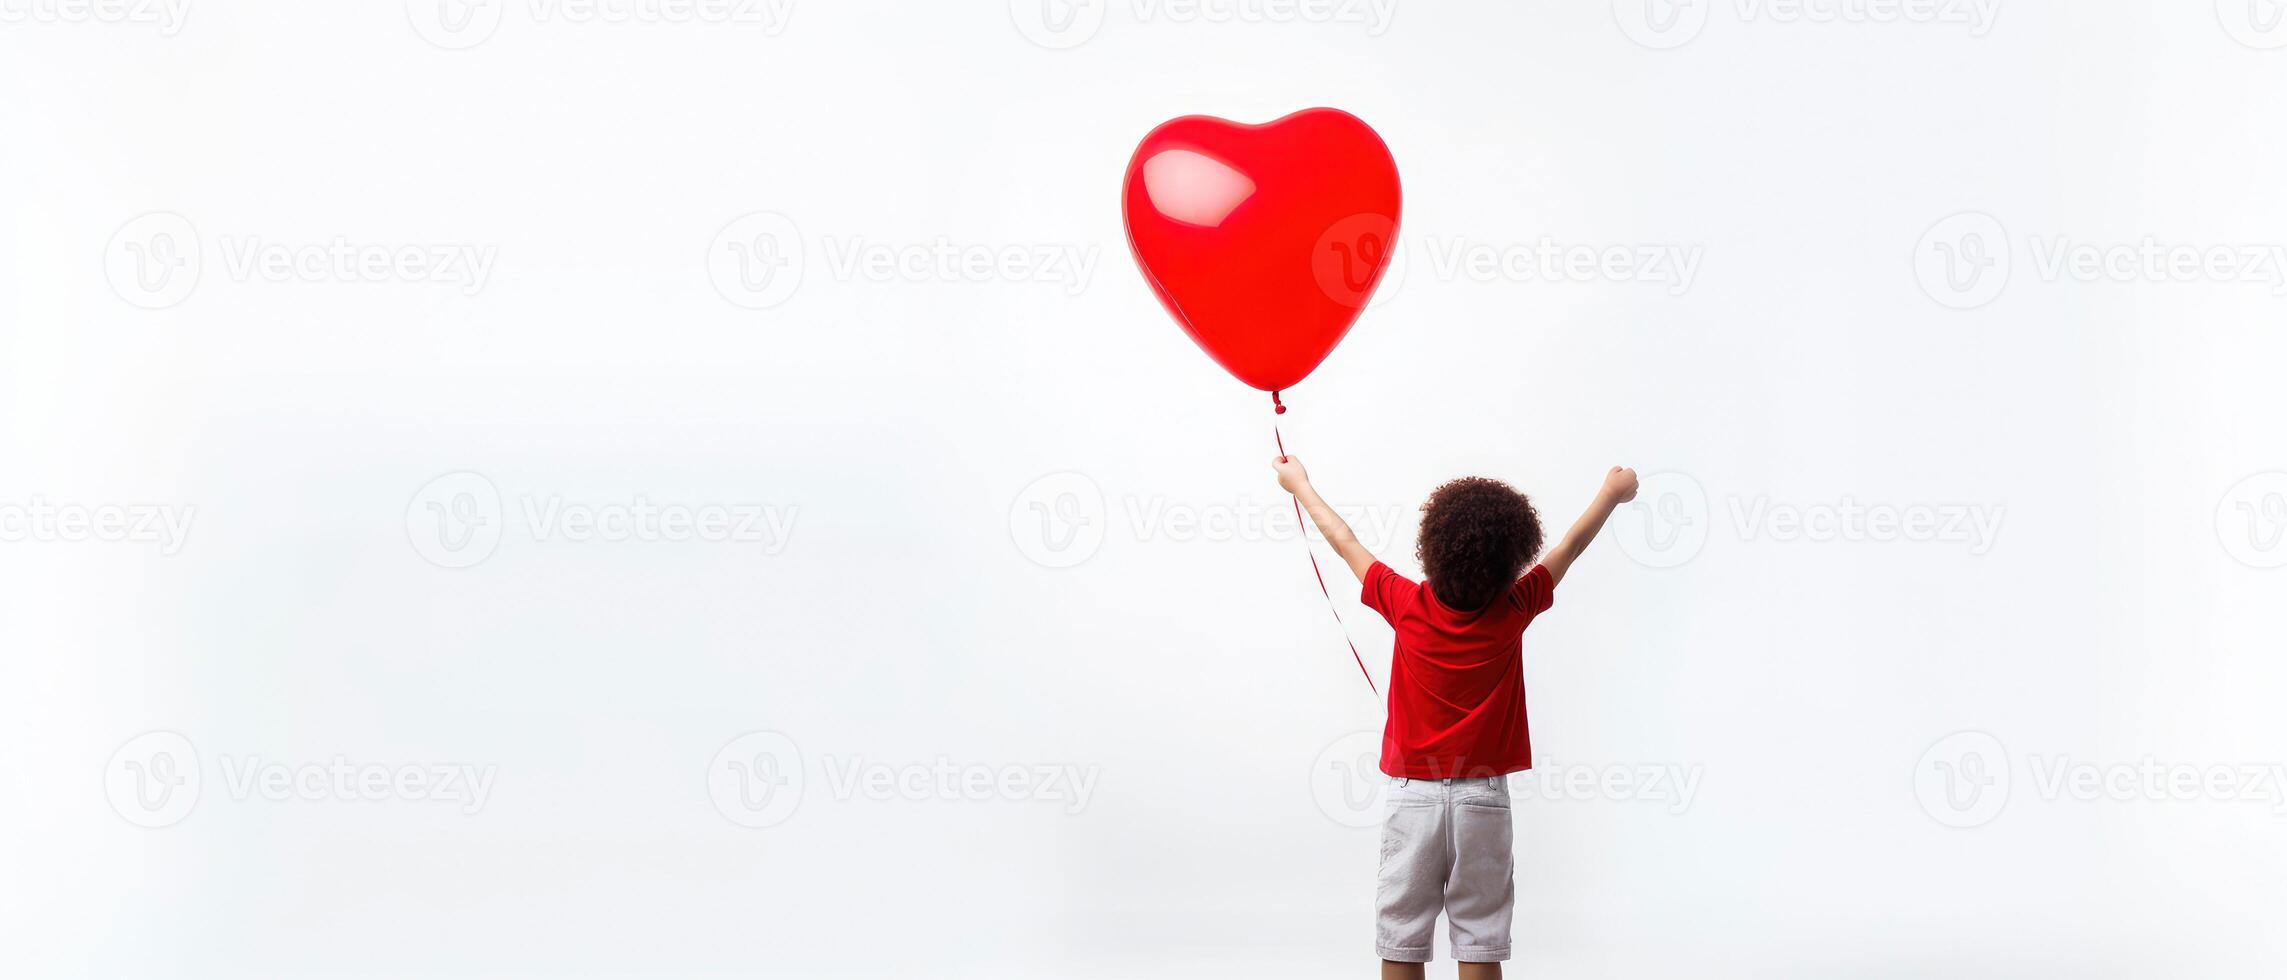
[1362,561,1555,779]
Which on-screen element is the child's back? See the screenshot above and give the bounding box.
[1273,458,1638,979]
[1363,557,1553,781]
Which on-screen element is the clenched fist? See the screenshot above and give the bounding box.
[1272,455,1311,495]
[1602,466,1639,504]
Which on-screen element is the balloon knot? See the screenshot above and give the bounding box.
[1272,391,1287,415]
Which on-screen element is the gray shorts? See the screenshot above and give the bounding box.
[1375,775,1514,963]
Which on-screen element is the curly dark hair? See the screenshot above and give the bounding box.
[1416,477,1544,612]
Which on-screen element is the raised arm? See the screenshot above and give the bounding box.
[1271,455,1378,581]
[1536,467,1639,587]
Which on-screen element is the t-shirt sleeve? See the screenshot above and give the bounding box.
[1360,561,1418,625]
[1510,563,1557,617]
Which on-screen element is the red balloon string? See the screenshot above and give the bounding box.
[1275,414,1382,700]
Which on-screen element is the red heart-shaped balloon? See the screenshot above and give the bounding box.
[1122,108,1402,399]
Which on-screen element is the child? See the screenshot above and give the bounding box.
[1273,456,1640,979]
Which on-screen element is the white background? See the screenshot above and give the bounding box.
[5,1,2287,977]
